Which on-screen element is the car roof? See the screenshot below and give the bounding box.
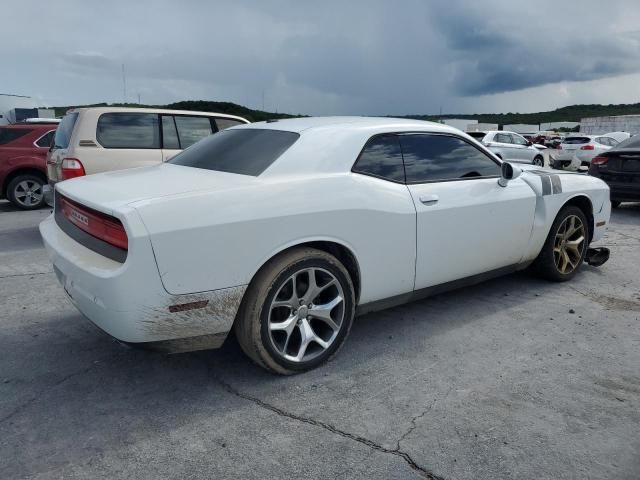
[66,106,248,122]
[233,116,457,134]
[232,116,477,178]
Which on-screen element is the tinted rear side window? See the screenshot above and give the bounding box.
[563,137,591,144]
[352,135,405,182]
[161,115,180,149]
[174,116,213,148]
[401,134,501,183]
[36,130,56,148]
[53,113,78,149]
[97,113,160,149]
[0,128,32,145]
[169,128,299,176]
[216,118,246,130]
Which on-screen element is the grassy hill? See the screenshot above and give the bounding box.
[52,100,640,126]
[405,103,640,125]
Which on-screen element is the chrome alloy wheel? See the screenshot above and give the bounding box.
[553,215,586,274]
[268,267,345,363]
[14,180,43,207]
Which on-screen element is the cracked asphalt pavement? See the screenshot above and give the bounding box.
[1,200,639,479]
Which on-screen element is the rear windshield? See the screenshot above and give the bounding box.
[169,128,299,176]
[562,137,590,144]
[467,132,486,140]
[53,113,78,149]
[613,135,640,150]
[0,128,32,145]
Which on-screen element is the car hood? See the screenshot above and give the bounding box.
[55,163,259,215]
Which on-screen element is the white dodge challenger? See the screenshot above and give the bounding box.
[40,117,611,374]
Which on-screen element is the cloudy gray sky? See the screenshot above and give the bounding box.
[3,0,640,115]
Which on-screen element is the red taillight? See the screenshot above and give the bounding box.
[60,196,128,250]
[580,144,594,150]
[62,158,86,180]
[592,156,608,165]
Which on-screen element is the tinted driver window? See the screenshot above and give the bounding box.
[352,135,405,182]
[401,134,501,183]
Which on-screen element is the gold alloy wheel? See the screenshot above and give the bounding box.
[553,215,586,274]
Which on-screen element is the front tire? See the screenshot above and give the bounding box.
[532,205,589,281]
[7,174,46,210]
[234,247,356,374]
[533,156,544,167]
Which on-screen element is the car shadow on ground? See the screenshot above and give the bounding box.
[4,270,549,405]
[0,267,599,477]
[0,200,49,214]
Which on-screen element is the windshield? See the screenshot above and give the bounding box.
[562,137,591,145]
[53,113,78,149]
[169,128,299,176]
[613,135,640,150]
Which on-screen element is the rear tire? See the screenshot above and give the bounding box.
[531,205,589,282]
[7,174,46,210]
[533,156,544,167]
[234,247,356,374]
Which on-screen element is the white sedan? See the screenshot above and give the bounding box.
[40,117,611,374]
[467,130,545,166]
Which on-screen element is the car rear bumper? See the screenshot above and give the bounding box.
[39,214,245,350]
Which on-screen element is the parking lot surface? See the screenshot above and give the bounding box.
[1,200,639,479]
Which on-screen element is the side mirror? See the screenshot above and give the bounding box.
[498,162,522,187]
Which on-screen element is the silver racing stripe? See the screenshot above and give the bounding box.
[529,170,562,195]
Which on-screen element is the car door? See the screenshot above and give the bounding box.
[400,133,537,290]
[510,133,533,162]
[493,133,517,162]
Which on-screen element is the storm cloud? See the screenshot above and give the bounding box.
[2,0,640,115]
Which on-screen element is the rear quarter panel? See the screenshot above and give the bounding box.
[132,174,417,304]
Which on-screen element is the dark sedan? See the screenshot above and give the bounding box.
[589,135,640,208]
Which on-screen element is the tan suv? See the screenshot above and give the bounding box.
[45,107,249,205]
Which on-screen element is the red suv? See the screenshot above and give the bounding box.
[0,123,56,209]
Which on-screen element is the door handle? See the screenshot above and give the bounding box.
[419,194,439,206]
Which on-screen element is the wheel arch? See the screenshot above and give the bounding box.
[247,239,362,304]
[561,194,594,242]
[2,166,47,197]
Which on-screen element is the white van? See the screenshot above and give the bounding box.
[45,107,249,205]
